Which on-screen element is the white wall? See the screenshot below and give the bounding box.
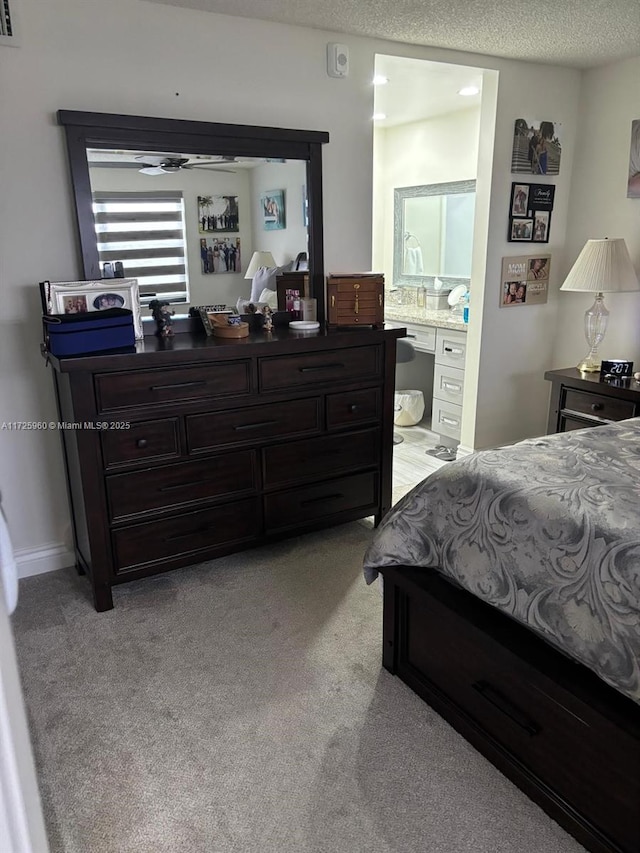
[0,0,583,570]
[249,160,308,272]
[551,56,640,369]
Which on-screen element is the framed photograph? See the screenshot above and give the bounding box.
[627,119,640,198]
[199,237,241,274]
[511,118,562,175]
[510,183,530,217]
[261,190,286,230]
[198,195,239,233]
[500,255,550,308]
[39,278,143,339]
[532,210,551,242]
[510,218,533,241]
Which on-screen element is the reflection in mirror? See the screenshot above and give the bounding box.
[393,179,476,287]
[57,112,329,323]
[86,150,308,310]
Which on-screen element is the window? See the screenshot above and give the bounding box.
[92,191,189,305]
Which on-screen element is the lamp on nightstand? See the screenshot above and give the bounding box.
[560,238,639,373]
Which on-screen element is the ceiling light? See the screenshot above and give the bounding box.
[458,86,480,97]
[373,74,389,86]
[372,112,386,121]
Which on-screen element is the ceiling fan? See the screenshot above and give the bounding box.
[135,155,236,175]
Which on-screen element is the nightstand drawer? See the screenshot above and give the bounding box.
[563,389,635,422]
[96,362,251,412]
[102,418,180,468]
[186,398,321,452]
[259,346,380,391]
[107,450,257,521]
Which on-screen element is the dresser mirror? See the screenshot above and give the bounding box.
[58,111,329,322]
[393,179,476,288]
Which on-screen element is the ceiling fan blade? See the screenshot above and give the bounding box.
[135,154,167,166]
[139,166,168,175]
[183,164,237,173]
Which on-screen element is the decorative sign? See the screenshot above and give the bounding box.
[500,254,551,308]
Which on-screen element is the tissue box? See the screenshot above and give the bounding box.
[426,292,450,311]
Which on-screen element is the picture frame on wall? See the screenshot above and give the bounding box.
[197,195,239,233]
[500,254,550,308]
[511,118,562,175]
[510,218,534,241]
[39,278,143,339]
[261,190,286,230]
[508,181,555,242]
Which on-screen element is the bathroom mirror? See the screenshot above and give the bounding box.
[58,111,329,322]
[393,179,476,287]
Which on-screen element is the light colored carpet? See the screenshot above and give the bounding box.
[12,522,585,853]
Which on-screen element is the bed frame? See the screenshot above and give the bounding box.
[380,565,640,853]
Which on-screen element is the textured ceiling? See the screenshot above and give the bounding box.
[142,0,640,69]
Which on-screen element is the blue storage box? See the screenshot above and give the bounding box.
[43,308,136,357]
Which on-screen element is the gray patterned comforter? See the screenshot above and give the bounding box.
[364,419,640,704]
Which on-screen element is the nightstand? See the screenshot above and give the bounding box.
[544,368,640,433]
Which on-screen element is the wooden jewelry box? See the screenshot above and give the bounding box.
[326,273,384,328]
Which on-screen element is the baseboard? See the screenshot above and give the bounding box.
[16,543,75,579]
[456,444,474,458]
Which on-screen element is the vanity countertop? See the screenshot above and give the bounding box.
[384,305,468,332]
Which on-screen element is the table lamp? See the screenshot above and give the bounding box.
[244,251,276,281]
[560,237,639,372]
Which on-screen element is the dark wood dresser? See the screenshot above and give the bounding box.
[48,326,405,610]
[545,367,640,433]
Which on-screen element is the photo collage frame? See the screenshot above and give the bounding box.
[508,182,555,244]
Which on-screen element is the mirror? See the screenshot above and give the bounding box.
[393,179,476,288]
[58,111,329,323]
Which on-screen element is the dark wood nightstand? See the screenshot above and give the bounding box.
[544,367,640,433]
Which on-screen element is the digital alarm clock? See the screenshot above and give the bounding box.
[600,359,633,380]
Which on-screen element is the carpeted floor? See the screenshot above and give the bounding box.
[12,521,585,853]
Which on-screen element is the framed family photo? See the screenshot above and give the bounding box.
[197,195,239,233]
[508,181,554,242]
[500,254,551,308]
[40,278,143,339]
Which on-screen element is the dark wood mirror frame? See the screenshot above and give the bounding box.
[57,110,330,324]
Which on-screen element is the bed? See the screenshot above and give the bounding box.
[364,419,640,853]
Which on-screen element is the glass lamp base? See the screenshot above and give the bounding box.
[577,350,601,373]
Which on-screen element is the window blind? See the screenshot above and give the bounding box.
[93,190,189,305]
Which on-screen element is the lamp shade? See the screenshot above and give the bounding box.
[560,238,639,293]
[244,251,276,279]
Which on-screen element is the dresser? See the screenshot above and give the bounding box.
[48,327,405,610]
[545,368,640,433]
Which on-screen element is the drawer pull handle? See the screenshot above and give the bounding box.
[591,402,604,412]
[234,420,278,432]
[299,363,345,373]
[301,492,343,506]
[159,481,202,492]
[150,380,206,391]
[164,526,211,543]
[444,346,464,355]
[404,334,417,339]
[349,404,360,413]
[136,439,148,449]
[441,416,459,427]
[443,382,461,393]
[472,680,540,736]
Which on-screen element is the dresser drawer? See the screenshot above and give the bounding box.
[326,388,380,430]
[95,361,251,412]
[102,418,180,468]
[433,364,465,406]
[186,398,321,453]
[431,399,462,440]
[112,497,259,574]
[263,429,378,489]
[259,346,380,392]
[401,585,640,853]
[435,328,467,368]
[107,450,257,522]
[264,471,378,532]
[562,388,636,422]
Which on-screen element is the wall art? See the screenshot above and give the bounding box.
[261,190,286,230]
[508,182,555,243]
[628,119,640,198]
[500,254,551,308]
[198,195,239,233]
[199,237,241,274]
[511,119,562,175]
